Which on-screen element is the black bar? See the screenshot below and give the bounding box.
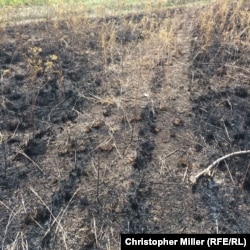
[121,234,249,249]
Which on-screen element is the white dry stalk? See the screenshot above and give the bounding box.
[2,207,22,250]
[222,120,231,142]
[20,231,29,250]
[224,160,235,186]
[41,188,79,248]
[29,187,68,250]
[15,149,44,174]
[92,217,99,247]
[54,188,80,236]
[191,150,250,184]
[182,165,189,183]
[7,231,19,250]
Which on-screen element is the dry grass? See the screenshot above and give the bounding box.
[191,0,249,85]
[198,0,249,44]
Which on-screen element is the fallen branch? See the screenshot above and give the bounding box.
[190,150,250,184]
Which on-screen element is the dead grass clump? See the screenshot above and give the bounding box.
[191,0,249,81]
[198,0,249,45]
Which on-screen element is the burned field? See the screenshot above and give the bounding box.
[0,1,249,249]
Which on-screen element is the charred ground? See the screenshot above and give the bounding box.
[0,1,249,249]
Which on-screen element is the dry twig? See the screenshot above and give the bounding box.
[191,150,250,184]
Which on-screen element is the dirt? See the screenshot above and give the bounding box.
[0,3,249,250]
